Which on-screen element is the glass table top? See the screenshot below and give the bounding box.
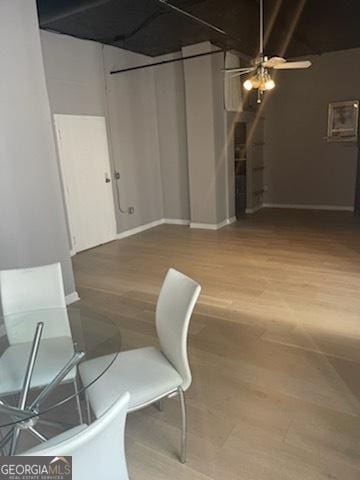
[0,305,121,454]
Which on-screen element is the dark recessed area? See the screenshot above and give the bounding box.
[37,0,360,57]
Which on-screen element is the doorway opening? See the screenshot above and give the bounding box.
[234,122,247,218]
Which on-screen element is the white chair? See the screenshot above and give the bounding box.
[22,391,130,480]
[0,263,82,423]
[80,268,201,463]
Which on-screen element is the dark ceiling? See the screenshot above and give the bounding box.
[37,0,360,59]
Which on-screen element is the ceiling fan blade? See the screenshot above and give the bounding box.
[262,56,286,68]
[223,67,255,73]
[274,60,312,70]
[229,71,253,78]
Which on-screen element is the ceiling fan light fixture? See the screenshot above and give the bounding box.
[243,79,254,91]
[243,69,275,93]
[264,78,275,90]
[222,0,311,103]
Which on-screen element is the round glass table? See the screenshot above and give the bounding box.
[0,305,121,455]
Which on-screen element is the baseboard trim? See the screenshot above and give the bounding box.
[65,291,80,305]
[116,218,192,240]
[116,219,164,240]
[190,217,236,230]
[262,203,354,212]
[190,222,218,230]
[246,205,263,214]
[216,219,229,230]
[163,218,190,225]
[116,216,236,238]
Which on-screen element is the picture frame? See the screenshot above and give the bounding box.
[327,100,359,142]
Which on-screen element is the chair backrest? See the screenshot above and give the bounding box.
[0,263,72,343]
[22,391,130,480]
[156,268,201,391]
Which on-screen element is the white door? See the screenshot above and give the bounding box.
[54,114,117,253]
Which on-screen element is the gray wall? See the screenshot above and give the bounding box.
[40,30,106,117]
[154,54,190,221]
[40,31,109,246]
[40,32,229,232]
[211,51,228,223]
[183,43,218,224]
[41,32,165,234]
[225,112,236,219]
[264,48,359,208]
[103,45,164,232]
[182,42,228,225]
[0,1,75,294]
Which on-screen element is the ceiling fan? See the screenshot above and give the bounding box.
[224,0,312,103]
[158,0,311,104]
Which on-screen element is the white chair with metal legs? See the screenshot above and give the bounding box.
[22,391,130,480]
[0,263,83,426]
[80,268,201,463]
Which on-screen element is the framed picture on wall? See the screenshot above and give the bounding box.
[327,100,359,142]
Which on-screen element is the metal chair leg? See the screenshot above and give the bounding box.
[0,428,6,456]
[85,391,92,424]
[177,387,187,464]
[73,378,83,424]
[10,322,44,455]
[155,398,164,412]
[27,426,48,443]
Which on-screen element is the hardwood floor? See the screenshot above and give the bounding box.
[73,209,360,480]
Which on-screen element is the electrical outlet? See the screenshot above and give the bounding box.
[263,185,268,192]
[128,207,135,214]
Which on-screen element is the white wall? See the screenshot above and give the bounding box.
[0,1,75,294]
[264,48,359,208]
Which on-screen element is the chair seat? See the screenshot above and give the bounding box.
[79,346,182,417]
[0,336,76,396]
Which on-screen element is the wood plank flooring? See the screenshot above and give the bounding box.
[72,209,360,480]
